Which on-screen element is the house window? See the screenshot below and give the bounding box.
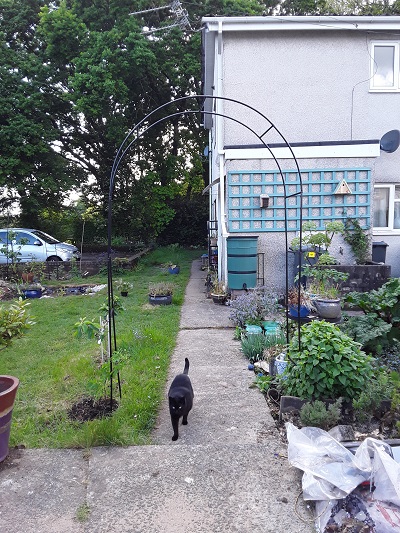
[370,42,400,91]
[373,184,400,231]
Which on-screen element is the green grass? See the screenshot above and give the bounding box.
[0,247,202,448]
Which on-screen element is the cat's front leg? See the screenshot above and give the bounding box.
[171,416,179,441]
[182,415,188,425]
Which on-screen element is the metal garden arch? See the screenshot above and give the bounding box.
[106,95,305,405]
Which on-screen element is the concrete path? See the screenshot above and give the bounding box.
[0,260,314,533]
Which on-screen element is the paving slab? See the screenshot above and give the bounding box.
[85,444,311,533]
[0,258,314,533]
[0,449,87,533]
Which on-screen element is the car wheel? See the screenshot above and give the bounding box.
[46,256,62,262]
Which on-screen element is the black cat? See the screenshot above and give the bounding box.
[168,358,194,441]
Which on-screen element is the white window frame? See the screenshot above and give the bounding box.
[373,184,400,234]
[370,41,400,92]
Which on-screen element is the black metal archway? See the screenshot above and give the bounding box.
[106,95,305,404]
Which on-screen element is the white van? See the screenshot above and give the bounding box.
[0,228,81,263]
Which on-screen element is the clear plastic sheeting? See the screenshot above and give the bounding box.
[286,423,400,532]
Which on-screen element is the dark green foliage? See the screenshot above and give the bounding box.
[342,218,370,265]
[345,278,400,322]
[340,313,392,354]
[353,371,393,422]
[0,0,207,241]
[300,398,342,430]
[158,193,209,247]
[283,321,374,400]
[375,342,400,372]
[254,374,275,393]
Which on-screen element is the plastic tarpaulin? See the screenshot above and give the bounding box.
[286,423,400,532]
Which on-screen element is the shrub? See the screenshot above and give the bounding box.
[282,321,374,400]
[229,288,278,328]
[345,278,400,327]
[300,399,342,430]
[0,299,35,348]
[353,371,393,423]
[340,313,392,355]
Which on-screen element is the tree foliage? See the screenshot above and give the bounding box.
[2,0,400,242]
[0,0,207,242]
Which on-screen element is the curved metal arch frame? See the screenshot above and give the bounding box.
[107,95,304,404]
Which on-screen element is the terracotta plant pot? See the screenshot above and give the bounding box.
[21,272,34,283]
[0,376,19,462]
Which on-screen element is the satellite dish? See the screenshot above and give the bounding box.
[380,130,400,153]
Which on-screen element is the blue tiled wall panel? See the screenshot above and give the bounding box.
[228,168,371,232]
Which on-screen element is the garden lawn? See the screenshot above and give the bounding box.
[0,247,201,449]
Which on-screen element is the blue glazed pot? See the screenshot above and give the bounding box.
[288,305,309,318]
[168,266,180,274]
[22,289,43,299]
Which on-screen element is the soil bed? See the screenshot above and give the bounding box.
[68,397,119,422]
[264,392,399,443]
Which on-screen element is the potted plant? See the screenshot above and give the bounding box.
[302,260,349,319]
[148,282,174,305]
[210,278,227,304]
[287,286,313,318]
[168,263,180,275]
[115,278,133,297]
[0,375,19,462]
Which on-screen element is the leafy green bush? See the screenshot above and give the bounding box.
[345,278,400,327]
[340,313,392,354]
[300,398,342,430]
[229,288,278,328]
[282,321,374,400]
[344,278,400,351]
[0,299,35,348]
[353,371,393,422]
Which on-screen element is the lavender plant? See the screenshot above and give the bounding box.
[229,288,279,328]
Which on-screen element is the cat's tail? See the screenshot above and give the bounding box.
[183,358,189,374]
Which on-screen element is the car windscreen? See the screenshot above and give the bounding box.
[31,230,60,245]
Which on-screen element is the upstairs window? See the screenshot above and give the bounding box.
[373,184,400,232]
[370,42,400,92]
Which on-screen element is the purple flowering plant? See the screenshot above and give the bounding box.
[228,288,279,328]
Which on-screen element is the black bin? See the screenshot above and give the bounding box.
[372,241,389,263]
